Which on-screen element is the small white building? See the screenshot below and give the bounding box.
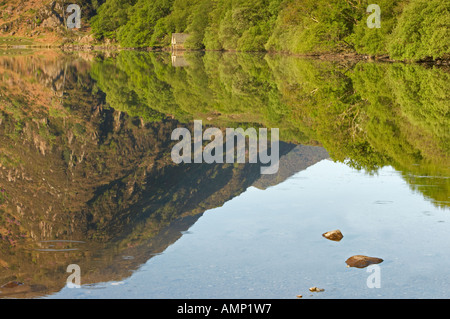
[171,33,190,51]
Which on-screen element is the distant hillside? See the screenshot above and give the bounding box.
[0,0,98,46]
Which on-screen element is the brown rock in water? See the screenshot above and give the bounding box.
[309,287,324,292]
[322,229,343,241]
[345,255,383,268]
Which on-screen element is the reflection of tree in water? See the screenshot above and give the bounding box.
[0,50,447,297]
[0,53,329,297]
[91,51,449,208]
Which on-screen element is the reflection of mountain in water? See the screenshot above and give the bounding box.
[0,53,329,298]
[252,145,330,190]
[0,50,448,298]
[89,51,448,209]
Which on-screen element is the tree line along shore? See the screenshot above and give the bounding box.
[0,0,448,62]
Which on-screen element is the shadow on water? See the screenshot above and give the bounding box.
[0,50,447,297]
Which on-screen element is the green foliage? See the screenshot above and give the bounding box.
[184,0,214,50]
[348,0,404,56]
[266,0,360,53]
[90,0,137,40]
[203,0,282,51]
[90,55,166,122]
[388,0,450,60]
[117,0,174,47]
[89,0,448,60]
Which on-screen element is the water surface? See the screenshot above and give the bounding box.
[0,50,448,298]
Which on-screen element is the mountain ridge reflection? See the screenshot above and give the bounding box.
[0,50,447,298]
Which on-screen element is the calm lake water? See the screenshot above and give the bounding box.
[0,50,448,299]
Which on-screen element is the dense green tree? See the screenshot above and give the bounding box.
[388,0,450,60]
[347,0,404,56]
[89,0,449,60]
[90,0,137,39]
